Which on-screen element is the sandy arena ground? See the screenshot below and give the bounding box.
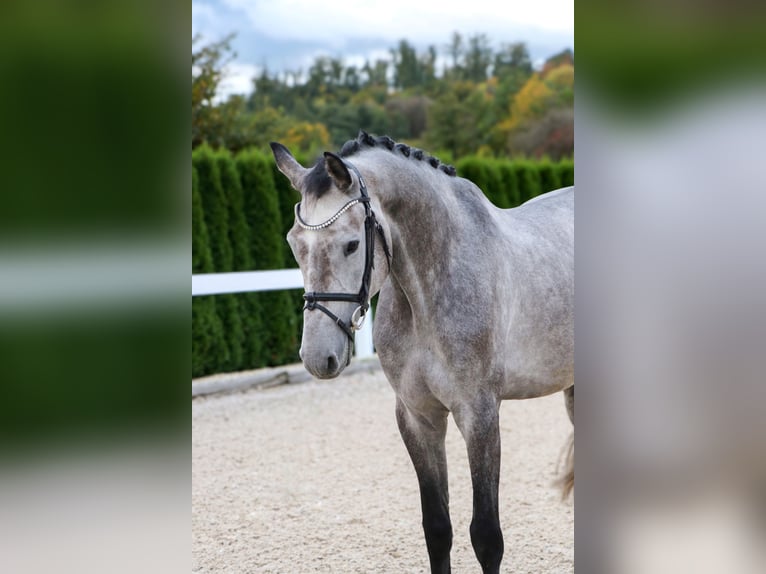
[192,367,573,573]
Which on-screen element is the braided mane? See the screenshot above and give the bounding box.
[339,130,457,177]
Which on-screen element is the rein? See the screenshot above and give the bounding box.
[295,160,391,344]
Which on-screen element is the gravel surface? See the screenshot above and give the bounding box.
[192,368,573,573]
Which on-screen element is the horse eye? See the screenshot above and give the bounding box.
[344,240,360,256]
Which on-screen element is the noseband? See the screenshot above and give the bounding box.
[295,161,391,343]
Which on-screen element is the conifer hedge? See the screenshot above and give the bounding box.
[455,157,571,207]
[192,150,574,378]
[496,161,520,207]
[512,161,543,204]
[538,159,561,194]
[193,145,243,373]
[557,159,575,188]
[216,150,263,370]
[270,155,305,351]
[236,149,298,367]
[192,166,227,378]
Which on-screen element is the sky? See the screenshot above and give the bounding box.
[192,0,574,100]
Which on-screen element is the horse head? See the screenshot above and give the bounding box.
[271,142,391,379]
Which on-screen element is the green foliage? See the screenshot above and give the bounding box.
[193,144,234,270]
[236,150,284,269]
[215,150,253,272]
[456,157,505,207]
[191,33,572,160]
[236,150,299,366]
[456,156,487,194]
[193,145,244,372]
[191,166,227,378]
[457,157,571,207]
[192,167,213,275]
[271,162,302,269]
[512,161,543,203]
[270,156,306,355]
[557,159,575,187]
[217,296,245,374]
[496,162,521,206]
[426,84,493,158]
[485,159,511,208]
[537,159,562,193]
[216,150,263,370]
[192,33,236,149]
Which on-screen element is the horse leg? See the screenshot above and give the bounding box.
[395,397,452,574]
[453,398,504,574]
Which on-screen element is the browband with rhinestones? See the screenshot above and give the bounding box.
[294,197,369,230]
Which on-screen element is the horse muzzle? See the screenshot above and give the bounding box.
[299,333,352,379]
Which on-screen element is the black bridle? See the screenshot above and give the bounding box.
[295,161,391,343]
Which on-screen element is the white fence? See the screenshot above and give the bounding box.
[192,270,375,359]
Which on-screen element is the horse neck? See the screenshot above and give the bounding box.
[359,154,496,315]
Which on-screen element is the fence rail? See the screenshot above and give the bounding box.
[192,270,374,359]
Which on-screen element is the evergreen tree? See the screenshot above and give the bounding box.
[513,161,543,203]
[444,31,465,80]
[271,161,302,268]
[192,166,227,377]
[271,155,305,352]
[236,150,299,366]
[216,149,263,369]
[497,161,521,207]
[193,145,242,372]
[557,159,575,187]
[457,157,504,207]
[427,84,487,157]
[392,39,422,90]
[464,34,492,83]
[538,159,562,192]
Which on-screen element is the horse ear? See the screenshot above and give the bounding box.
[270,142,307,191]
[323,152,353,192]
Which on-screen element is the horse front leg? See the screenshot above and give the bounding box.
[454,397,504,574]
[395,397,452,574]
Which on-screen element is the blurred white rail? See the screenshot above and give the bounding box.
[192,269,302,296]
[0,241,183,314]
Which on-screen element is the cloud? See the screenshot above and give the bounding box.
[194,0,574,97]
[222,0,573,45]
[192,1,234,40]
[217,61,261,101]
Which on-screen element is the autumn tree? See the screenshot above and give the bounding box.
[192,33,235,148]
[497,50,574,159]
[192,30,572,158]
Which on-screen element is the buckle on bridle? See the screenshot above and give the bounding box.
[350,305,366,331]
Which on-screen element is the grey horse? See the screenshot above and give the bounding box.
[271,131,573,574]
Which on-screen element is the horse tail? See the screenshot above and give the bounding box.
[556,432,574,500]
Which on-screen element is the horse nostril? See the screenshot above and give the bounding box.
[326,355,338,373]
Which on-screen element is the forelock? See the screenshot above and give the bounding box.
[304,159,332,198]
